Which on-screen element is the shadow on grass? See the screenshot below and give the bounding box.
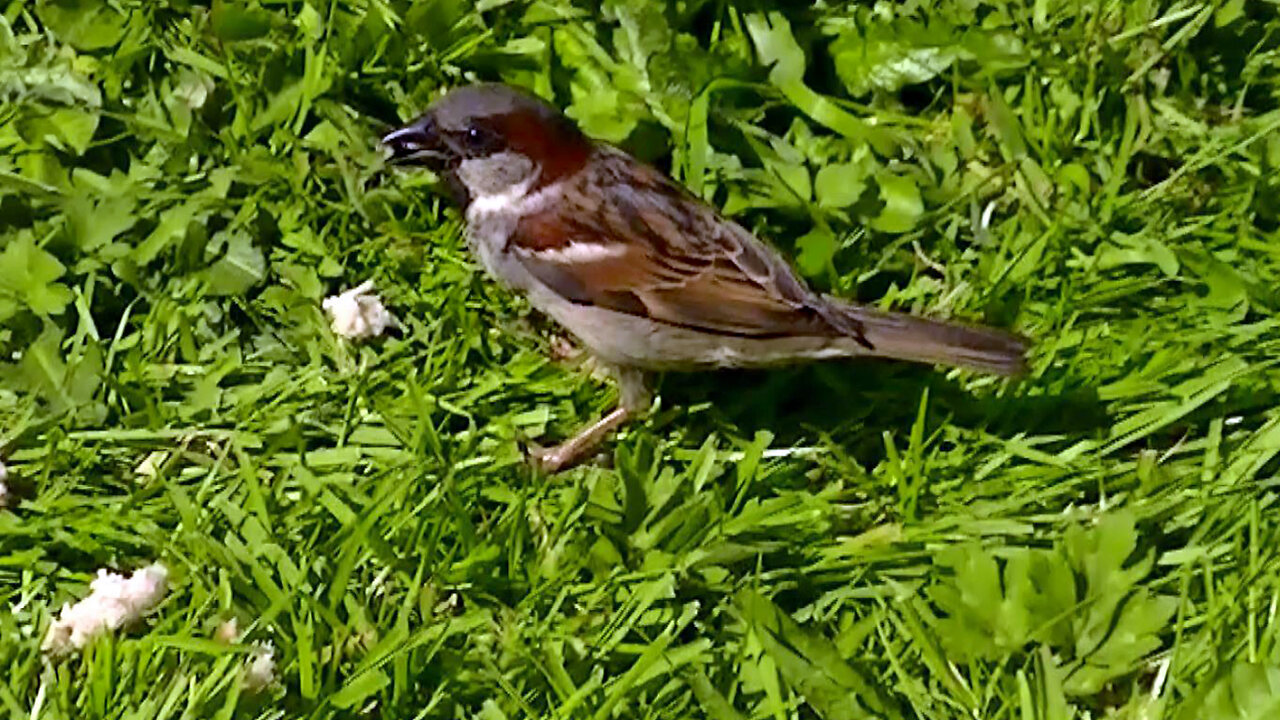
[656,360,1111,452]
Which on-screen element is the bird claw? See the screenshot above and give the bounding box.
[520,439,574,474]
[519,406,632,473]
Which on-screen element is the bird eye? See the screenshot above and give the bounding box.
[464,126,488,150]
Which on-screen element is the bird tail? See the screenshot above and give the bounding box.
[836,303,1029,376]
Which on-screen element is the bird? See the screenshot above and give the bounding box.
[381,83,1028,472]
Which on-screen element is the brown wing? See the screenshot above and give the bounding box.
[510,150,866,341]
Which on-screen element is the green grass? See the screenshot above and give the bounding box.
[3,0,1280,717]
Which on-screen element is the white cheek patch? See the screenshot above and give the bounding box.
[458,151,537,211]
[468,181,532,216]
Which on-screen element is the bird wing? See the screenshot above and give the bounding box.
[507,150,864,341]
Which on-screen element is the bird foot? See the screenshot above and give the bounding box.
[521,406,632,473]
[524,442,576,474]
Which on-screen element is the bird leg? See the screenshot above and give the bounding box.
[528,365,650,473]
[528,406,632,473]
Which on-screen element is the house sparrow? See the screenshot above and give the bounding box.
[382,83,1028,471]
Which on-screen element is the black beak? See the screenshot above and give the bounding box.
[381,116,446,168]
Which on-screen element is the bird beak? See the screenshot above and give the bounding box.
[381,116,446,168]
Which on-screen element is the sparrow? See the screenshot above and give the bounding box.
[382,83,1029,472]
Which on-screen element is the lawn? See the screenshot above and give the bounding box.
[3,0,1280,718]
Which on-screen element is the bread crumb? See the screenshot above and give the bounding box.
[43,564,169,653]
[214,617,240,644]
[243,642,276,692]
[322,280,396,339]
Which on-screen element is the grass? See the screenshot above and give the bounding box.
[3,0,1280,717]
